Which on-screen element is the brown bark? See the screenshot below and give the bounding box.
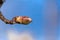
[0,12,15,24]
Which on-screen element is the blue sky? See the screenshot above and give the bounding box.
[0,0,44,40]
[0,0,60,40]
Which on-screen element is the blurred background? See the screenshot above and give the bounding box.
[0,0,60,40]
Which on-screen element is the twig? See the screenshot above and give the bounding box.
[0,12,15,24]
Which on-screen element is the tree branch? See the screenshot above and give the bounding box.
[0,12,15,24]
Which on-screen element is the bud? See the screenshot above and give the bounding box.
[16,16,32,25]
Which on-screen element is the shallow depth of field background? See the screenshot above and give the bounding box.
[0,0,60,40]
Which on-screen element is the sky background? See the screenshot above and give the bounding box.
[0,0,60,40]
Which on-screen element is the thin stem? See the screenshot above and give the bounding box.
[0,12,14,24]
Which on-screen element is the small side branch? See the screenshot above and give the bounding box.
[0,12,15,24]
[0,12,32,25]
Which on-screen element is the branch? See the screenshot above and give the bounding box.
[0,12,15,24]
[0,0,4,7]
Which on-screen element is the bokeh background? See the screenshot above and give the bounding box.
[0,0,60,40]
